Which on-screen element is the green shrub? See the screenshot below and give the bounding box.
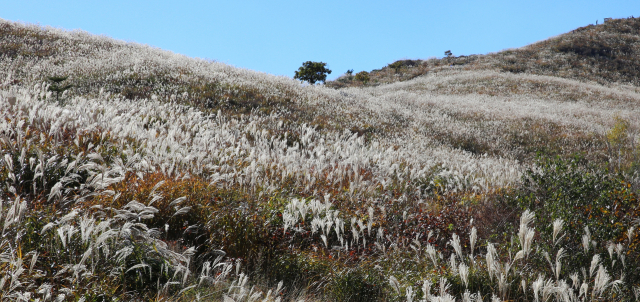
[328,267,383,302]
[388,61,404,74]
[355,71,370,84]
[510,154,640,282]
[47,75,72,104]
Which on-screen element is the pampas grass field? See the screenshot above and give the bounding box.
[1,17,640,301]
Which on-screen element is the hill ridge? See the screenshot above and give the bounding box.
[329,17,640,89]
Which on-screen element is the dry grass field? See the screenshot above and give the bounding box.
[1,17,639,301]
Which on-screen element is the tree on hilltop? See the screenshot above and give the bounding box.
[294,61,332,84]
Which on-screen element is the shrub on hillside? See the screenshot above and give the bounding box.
[509,154,640,286]
[554,36,633,59]
[355,71,370,84]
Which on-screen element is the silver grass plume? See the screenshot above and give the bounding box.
[552,218,564,246]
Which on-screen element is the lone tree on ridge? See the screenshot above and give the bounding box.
[294,61,332,84]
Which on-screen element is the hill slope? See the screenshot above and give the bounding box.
[1,18,639,301]
[330,17,640,88]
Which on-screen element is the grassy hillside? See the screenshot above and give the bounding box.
[329,17,640,88]
[1,18,639,301]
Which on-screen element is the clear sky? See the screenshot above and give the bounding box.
[1,1,638,80]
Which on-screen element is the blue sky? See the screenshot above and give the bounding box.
[2,1,638,80]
